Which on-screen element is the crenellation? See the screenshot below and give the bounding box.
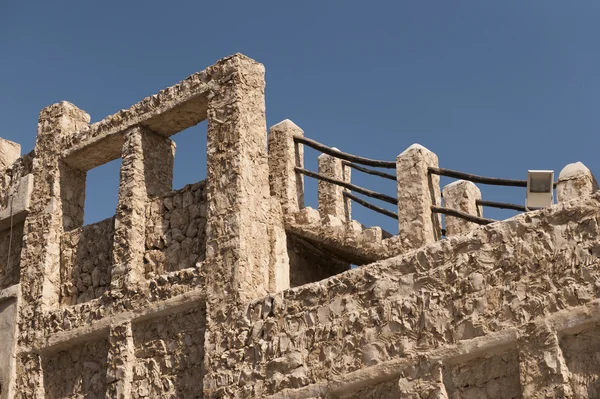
[3,53,600,398]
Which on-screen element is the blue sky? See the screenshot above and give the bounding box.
[1,2,599,234]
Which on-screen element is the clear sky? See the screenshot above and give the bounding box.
[1,1,599,234]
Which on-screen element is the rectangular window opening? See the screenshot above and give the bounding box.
[83,158,122,226]
[171,120,208,191]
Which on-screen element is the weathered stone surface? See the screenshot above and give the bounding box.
[557,161,597,203]
[268,119,304,216]
[318,151,350,221]
[131,307,205,398]
[145,181,206,276]
[60,217,114,305]
[442,179,482,236]
[42,337,109,398]
[0,294,17,399]
[3,53,600,399]
[0,138,21,171]
[396,144,442,249]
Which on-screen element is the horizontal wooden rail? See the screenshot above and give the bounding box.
[431,205,495,225]
[343,192,398,219]
[428,167,528,187]
[477,199,526,212]
[294,136,396,169]
[295,167,398,205]
[342,161,397,181]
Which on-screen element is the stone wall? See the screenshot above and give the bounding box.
[132,306,206,398]
[443,350,521,398]
[204,193,600,397]
[0,222,24,290]
[144,181,207,276]
[560,326,600,397]
[8,53,600,399]
[0,295,17,399]
[60,217,115,305]
[42,338,109,399]
[0,152,33,210]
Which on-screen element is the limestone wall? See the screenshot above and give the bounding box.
[132,306,206,398]
[42,338,109,399]
[443,350,521,398]
[560,327,600,397]
[60,217,115,305]
[8,53,600,399]
[0,222,24,290]
[204,193,600,397]
[144,181,207,276]
[0,152,33,210]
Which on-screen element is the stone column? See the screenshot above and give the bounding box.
[318,151,350,222]
[112,126,174,288]
[106,322,134,399]
[442,180,482,237]
[15,353,45,399]
[0,138,20,171]
[397,360,449,398]
[557,162,597,203]
[268,119,304,216]
[204,55,273,304]
[18,102,90,316]
[396,144,441,249]
[517,321,572,398]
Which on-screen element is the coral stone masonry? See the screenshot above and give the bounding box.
[1,53,600,398]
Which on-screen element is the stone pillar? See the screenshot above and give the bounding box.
[557,162,597,203]
[15,353,45,399]
[397,360,449,398]
[112,126,174,288]
[343,163,352,222]
[0,289,18,399]
[442,180,482,237]
[268,119,304,216]
[396,144,441,249]
[204,55,273,303]
[106,322,134,399]
[18,102,90,316]
[0,138,20,171]
[318,151,350,222]
[517,321,572,398]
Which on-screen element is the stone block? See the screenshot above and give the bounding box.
[442,180,482,236]
[0,138,20,170]
[557,161,597,203]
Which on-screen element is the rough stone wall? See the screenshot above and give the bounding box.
[0,152,34,210]
[42,338,109,399]
[132,306,205,398]
[7,53,600,399]
[144,181,207,277]
[443,350,521,398]
[560,326,600,397]
[0,222,24,290]
[0,296,17,399]
[204,192,600,397]
[60,217,114,305]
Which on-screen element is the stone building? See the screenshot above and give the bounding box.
[1,53,599,398]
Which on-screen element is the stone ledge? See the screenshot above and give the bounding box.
[33,286,206,354]
[0,283,19,302]
[285,207,402,265]
[0,174,33,231]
